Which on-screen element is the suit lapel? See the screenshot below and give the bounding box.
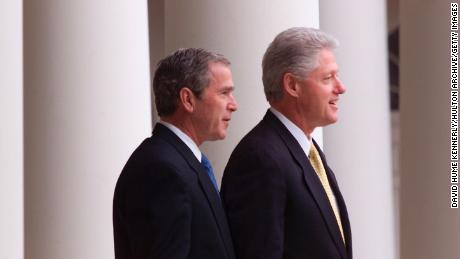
[263,111,348,259]
[153,124,234,258]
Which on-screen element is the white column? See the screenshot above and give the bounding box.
[400,1,460,259]
[164,0,320,183]
[320,1,397,259]
[0,1,23,258]
[24,1,151,259]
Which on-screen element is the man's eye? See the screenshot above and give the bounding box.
[221,90,232,95]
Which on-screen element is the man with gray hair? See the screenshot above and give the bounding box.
[221,27,352,259]
[113,48,238,259]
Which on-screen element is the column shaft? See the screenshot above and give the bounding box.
[400,1,459,258]
[0,0,23,258]
[320,1,397,258]
[24,1,152,258]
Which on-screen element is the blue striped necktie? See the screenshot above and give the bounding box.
[201,154,219,192]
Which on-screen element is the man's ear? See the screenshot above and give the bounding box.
[282,72,300,98]
[179,87,196,113]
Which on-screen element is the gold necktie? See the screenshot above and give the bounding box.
[308,143,345,243]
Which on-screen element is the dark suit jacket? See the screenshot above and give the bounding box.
[113,124,235,259]
[221,110,352,259]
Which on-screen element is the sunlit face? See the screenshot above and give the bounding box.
[193,63,238,143]
[295,49,346,130]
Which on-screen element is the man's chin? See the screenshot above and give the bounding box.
[327,113,339,123]
[218,132,227,140]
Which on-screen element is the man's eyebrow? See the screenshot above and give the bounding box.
[220,85,235,91]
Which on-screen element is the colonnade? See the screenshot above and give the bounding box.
[1,1,455,258]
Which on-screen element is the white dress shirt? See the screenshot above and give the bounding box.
[158,121,202,162]
[269,107,341,213]
[270,107,312,157]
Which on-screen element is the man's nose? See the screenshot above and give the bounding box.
[335,78,346,94]
[228,94,238,112]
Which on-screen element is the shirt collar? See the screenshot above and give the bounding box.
[269,107,312,157]
[158,121,202,161]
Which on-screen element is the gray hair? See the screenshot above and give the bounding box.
[153,48,230,117]
[262,27,339,102]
